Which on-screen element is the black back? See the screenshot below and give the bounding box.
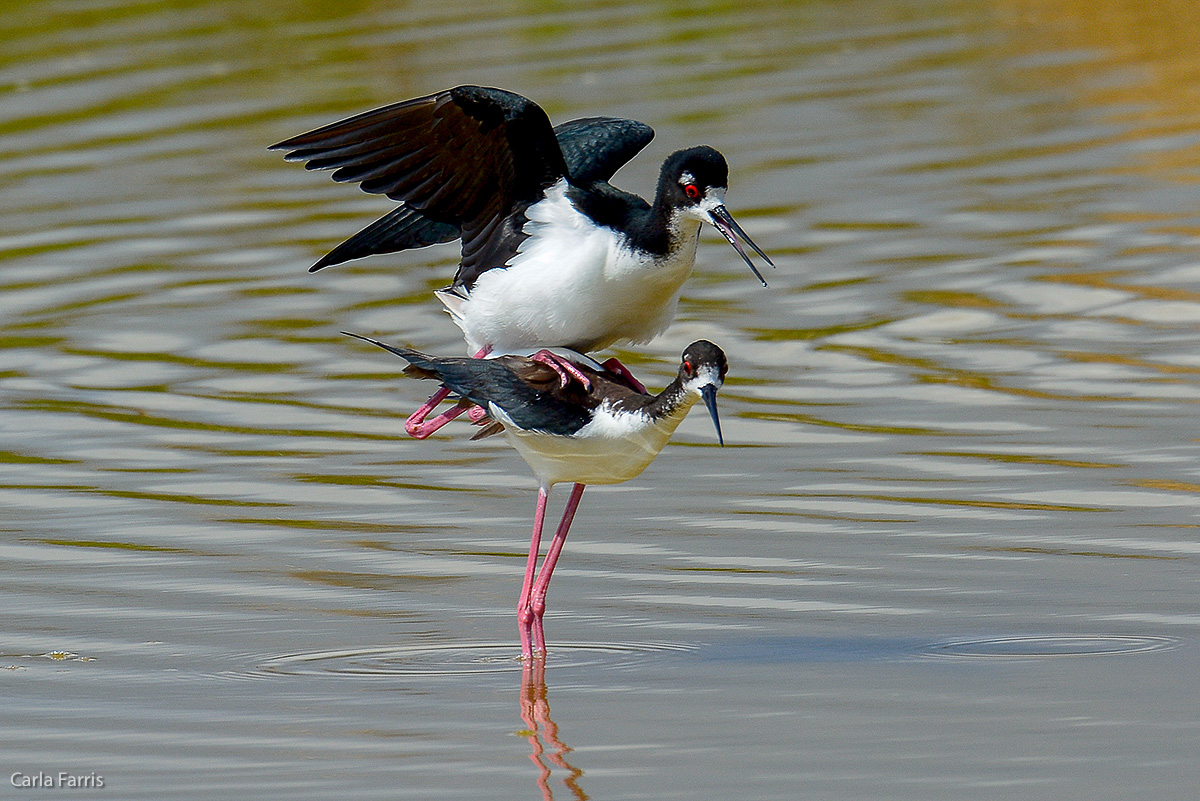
[344,334,653,437]
[404,351,595,436]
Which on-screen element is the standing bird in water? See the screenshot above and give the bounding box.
[272,86,767,435]
[346,333,728,659]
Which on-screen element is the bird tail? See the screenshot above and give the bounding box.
[342,332,437,375]
[401,363,441,381]
[434,288,470,336]
[342,332,489,399]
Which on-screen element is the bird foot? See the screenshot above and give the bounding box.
[405,394,472,438]
[600,357,647,393]
[531,350,591,391]
[404,345,493,438]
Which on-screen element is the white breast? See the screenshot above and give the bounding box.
[440,180,702,355]
[491,400,696,488]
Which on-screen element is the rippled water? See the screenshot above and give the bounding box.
[5,0,1200,798]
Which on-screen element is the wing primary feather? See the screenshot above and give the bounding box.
[277,88,659,276]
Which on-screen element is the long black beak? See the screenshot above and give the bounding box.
[701,384,724,446]
[708,205,774,288]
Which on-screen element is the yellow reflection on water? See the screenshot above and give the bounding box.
[996,0,1200,181]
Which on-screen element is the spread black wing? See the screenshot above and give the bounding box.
[309,205,460,271]
[272,86,568,284]
[275,94,653,273]
[552,116,654,187]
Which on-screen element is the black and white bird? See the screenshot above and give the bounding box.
[272,85,772,358]
[345,332,727,659]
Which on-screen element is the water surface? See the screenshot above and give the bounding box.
[4,1,1200,798]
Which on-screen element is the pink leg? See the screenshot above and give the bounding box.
[531,350,591,391]
[600,356,647,393]
[519,658,582,800]
[529,483,586,655]
[518,486,551,660]
[405,389,470,438]
[404,345,492,438]
[519,660,553,798]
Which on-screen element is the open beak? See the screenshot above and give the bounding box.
[701,384,724,446]
[708,205,774,288]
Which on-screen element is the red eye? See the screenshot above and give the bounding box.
[684,184,701,200]
[683,359,693,374]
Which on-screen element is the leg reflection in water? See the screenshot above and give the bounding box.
[519,659,587,801]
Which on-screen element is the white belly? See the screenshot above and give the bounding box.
[493,401,695,488]
[440,182,701,354]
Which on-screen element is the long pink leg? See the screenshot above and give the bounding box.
[530,350,591,391]
[600,356,647,393]
[529,483,586,655]
[518,486,551,660]
[404,345,492,438]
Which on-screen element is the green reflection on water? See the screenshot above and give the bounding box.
[33,538,203,554]
[905,289,1008,309]
[220,517,447,534]
[966,545,1184,561]
[916,451,1120,469]
[19,397,405,440]
[292,473,489,494]
[0,450,79,465]
[749,316,895,342]
[290,569,464,591]
[744,411,950,437]
[790,491,1111,514]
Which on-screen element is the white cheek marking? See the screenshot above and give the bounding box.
[682,366,723,395]
[700,188,726,210]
